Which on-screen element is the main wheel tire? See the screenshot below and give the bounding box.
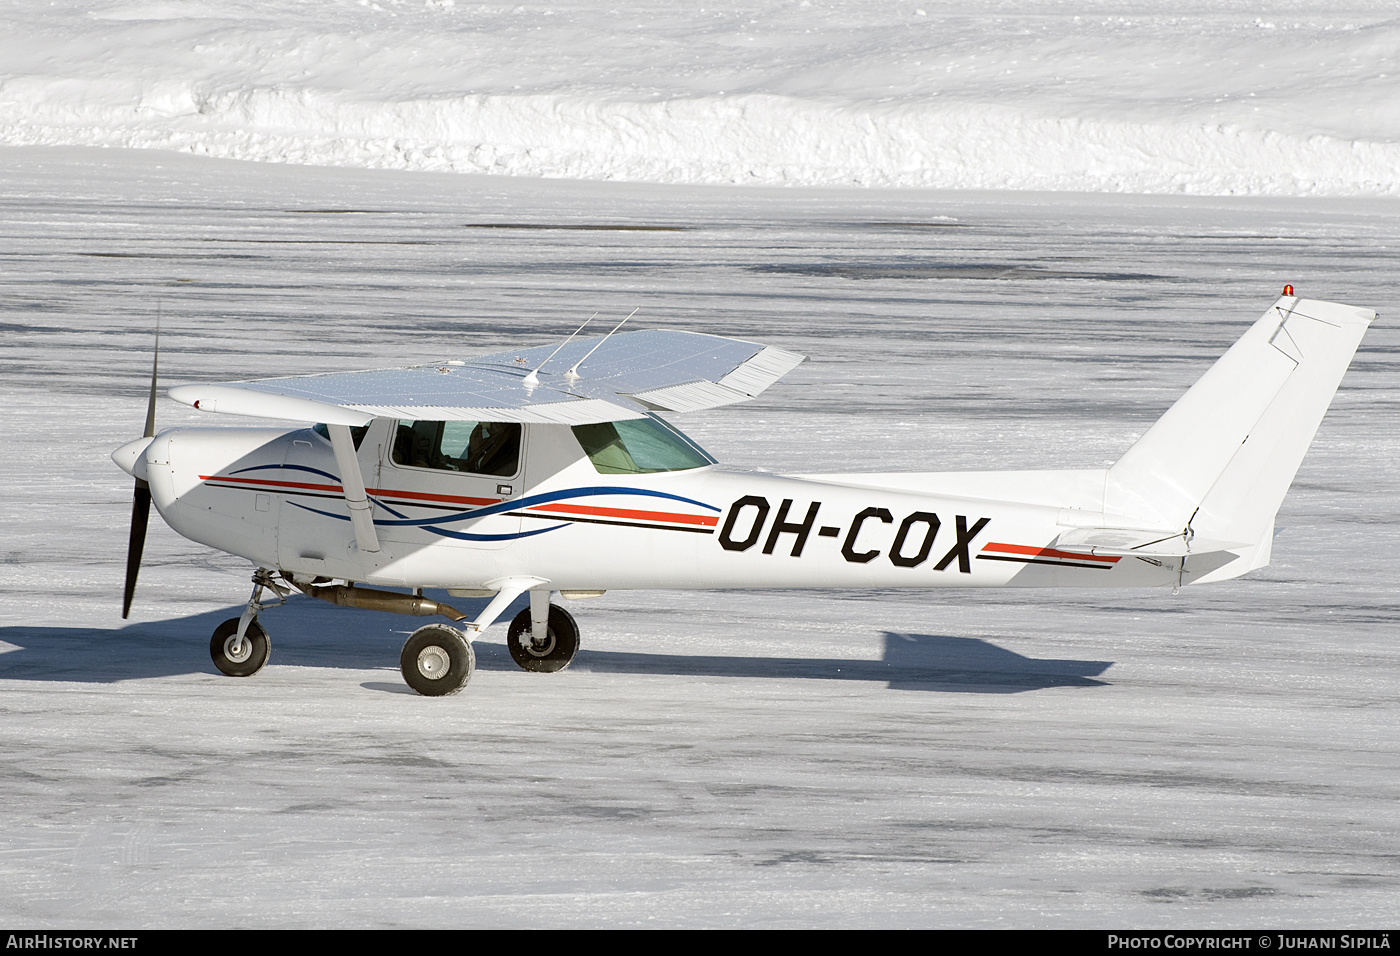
[507,604,580,673]
[401,624,474,697]
[210,617,271,677]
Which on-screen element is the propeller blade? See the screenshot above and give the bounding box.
[144,313,159,438]
[122,315,160,618]
[122,481,150,619]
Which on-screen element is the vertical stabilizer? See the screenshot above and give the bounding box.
[1103,296,1374,574]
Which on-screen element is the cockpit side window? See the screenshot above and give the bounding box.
[571,416,716,474]
[391,420,521,477]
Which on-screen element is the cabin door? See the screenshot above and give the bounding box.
[371,420,524,551]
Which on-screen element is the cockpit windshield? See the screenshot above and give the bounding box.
[571,416,716,475]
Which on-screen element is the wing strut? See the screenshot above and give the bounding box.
[327,424,380,554]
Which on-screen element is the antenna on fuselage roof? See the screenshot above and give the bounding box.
[566,307,639,382]
[522,312,597,389]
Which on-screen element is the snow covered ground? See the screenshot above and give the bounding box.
[2,1,1398,194]
[0,147,1397,927]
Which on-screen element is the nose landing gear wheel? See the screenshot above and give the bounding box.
[401,624,474,696]
[507,604,580,673]
[210,617,271,677]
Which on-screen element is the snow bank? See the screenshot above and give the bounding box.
[2,1,1397,195]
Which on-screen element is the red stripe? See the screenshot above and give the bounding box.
[981,541,1121,564]
[201,475,343,494]
[529,502,719,527]
[367,487,499,507]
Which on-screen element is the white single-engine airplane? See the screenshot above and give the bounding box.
[113,292,1374,696]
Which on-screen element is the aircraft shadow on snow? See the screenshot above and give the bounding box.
[0,594,1112,694]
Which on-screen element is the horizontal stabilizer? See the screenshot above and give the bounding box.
[1051,526,1250,558]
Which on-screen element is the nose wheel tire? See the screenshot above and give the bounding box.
[210,617,271,677]
[507,604,580,673]
[401,624,474,696]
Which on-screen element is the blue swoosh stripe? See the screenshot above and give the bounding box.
[225,464,719,526]
[229,456,721,540]
[369,485,719,528]
[285,501,569,542]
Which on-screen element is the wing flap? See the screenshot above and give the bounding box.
[627,379,748,413]
[343,398,645,425]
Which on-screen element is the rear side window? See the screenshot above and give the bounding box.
[392,420,521,477]
[572,417,715,474]
[311,422,369,449]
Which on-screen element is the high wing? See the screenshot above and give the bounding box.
[167,329,806,425]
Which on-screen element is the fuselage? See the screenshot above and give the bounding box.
[134,416,1201,593]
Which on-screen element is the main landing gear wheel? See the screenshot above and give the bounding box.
[401,624,475,697]
[507,604,580,673]
[210,617,271,677]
